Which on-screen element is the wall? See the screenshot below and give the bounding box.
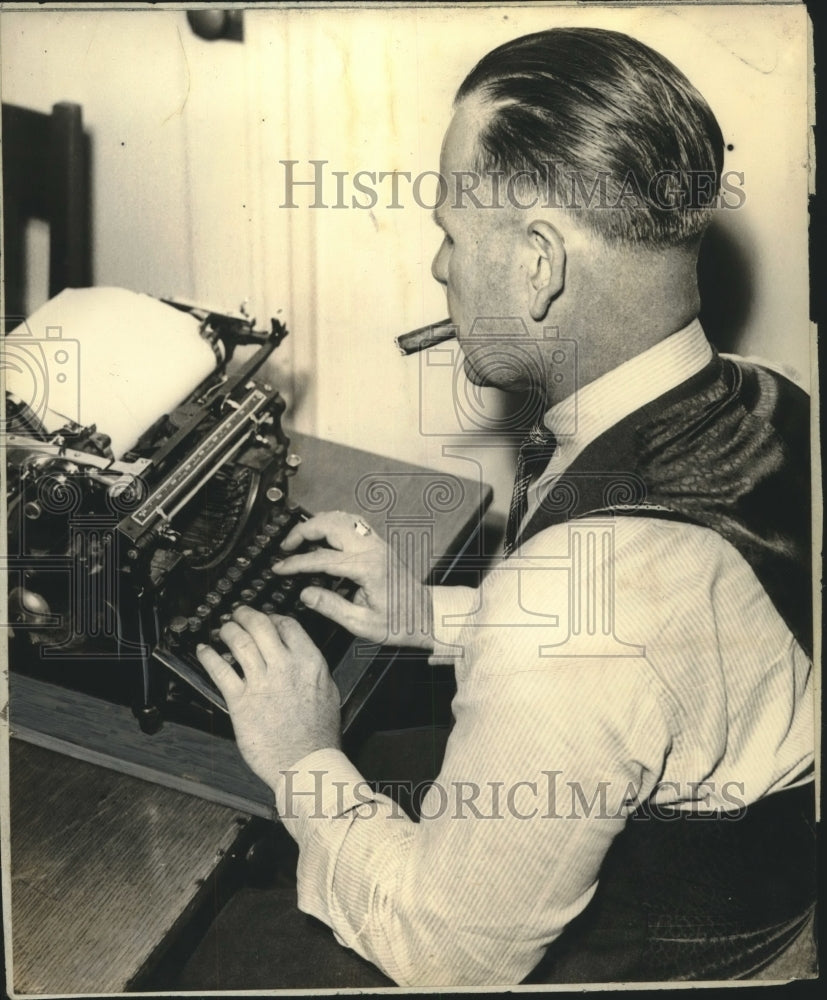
[0,5,813,518]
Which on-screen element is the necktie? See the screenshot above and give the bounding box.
[503,423,557,556]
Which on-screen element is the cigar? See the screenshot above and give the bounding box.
[395,319,457,356]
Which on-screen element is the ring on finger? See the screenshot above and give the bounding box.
[354,517,372,537]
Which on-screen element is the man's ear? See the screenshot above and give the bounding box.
[526,219,566,321]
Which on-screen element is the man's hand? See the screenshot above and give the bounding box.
[196,606,341,786]
[273,510,434,649]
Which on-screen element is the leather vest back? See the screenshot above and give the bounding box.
[518,354,811,657]
[519,356,814,982]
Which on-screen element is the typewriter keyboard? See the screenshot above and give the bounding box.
[153,502,357,711]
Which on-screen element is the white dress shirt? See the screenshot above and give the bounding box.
[272,323,814,987]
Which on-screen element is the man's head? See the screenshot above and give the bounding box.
[432,27,724,402]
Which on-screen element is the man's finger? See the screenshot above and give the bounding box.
[280,510,365,552]
[233,606,288,665]
[279,511,347,552]
[268,614,327,668]
[272,549,351,578]
[220,621,267,682]
[196,643,244,701]
[299,586,376,638]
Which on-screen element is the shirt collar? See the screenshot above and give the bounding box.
[541,318,712,467]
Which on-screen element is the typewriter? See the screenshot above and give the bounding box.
[4,296,364,736]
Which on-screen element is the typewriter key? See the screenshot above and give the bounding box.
[168,616,189,638]
[205,591,222,606]
[250,578,266,592]
[255,534,269,548]
[227,566,243,582]
[234,555,251,570]
[246,544,262,560]
[239,588,256,602]
[216,577,233,594]
[260,602,275,614]
[196,604,211,619]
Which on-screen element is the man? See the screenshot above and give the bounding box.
[196,27,814,985]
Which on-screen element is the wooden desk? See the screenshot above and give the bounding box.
[6,432,491,994]
[6,741,249,994]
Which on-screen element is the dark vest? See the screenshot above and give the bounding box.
[520,355,815,983]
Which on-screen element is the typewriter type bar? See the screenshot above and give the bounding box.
[395,319,456,356]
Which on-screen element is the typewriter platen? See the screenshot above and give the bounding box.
[4,298,360,736]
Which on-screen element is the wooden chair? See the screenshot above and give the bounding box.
[2,101,92,321]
